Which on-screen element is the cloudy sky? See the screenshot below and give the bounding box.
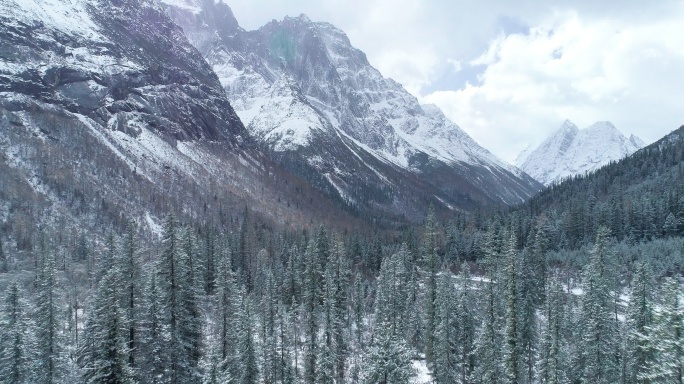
[227,0,684,162]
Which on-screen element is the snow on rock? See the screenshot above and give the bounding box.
[160,1,542,209]
[516,120,645,186]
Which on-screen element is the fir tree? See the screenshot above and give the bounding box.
[424,206,439,364]
[538,274,566,384]
[456,262,476,384]
[627,262,654,384]
[474,231,502,384]
[120,221,139,370]
[238,298,259,384]
[0,238,7,273]
[580,226,620,384]
[503,231,520,384]
[80,268,134,384]
[364,251,415,384]
[433,272,457,384]
[641,278,684,383]
[0,282,33,383]
[139,271,166,384]
[35,249,63,384]
[215,253,241,381]
[303,238,322,384]
[157,216,204,384]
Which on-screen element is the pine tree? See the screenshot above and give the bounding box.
[80,267,134,384]
[530,224,549,305]
[215,252,241,381]
[424,206,439,364]
[120,221,139,370]
[179,228,203,380]
[203,228,217,295]
[35,249,63,384]
[140,268,166,384]
[238,298,259,384]
[363,250,415,384]
[641,278,684,383]
[474,231,502,384]
[362,329,415,384]
[455,263,476,384]
[503,231,520,384]
[538,274,566,384]
[303,238,322,384]
[353,271,366,350]
[0,282,33,383]
[627,262,654,384]
[261,269,279,384]
[580,226,620,384]
[277,299,296,384]
[201,340,222,384]
[433,272,457,384]
[0,238,7,273]
[518,248,538,384]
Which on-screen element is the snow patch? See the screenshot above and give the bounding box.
[145,212,163,237]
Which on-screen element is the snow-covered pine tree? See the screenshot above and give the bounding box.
[433,271,457,383]
[303,237,322,384]
[238,298,259,384]
[34,249,64,384]
[119,220,139,370]
[580,226,620,384]
[455,262,476,384]
[0,238,7,273]
[537,274,566,384]
[626,262,654,384]
[139,269,167,384]
[261,268,279,384]
[352,271,366,350]
[503,231,521,384]
[363,249,415,384]
[423,206,439,365]
[79,266,134,384]
[215,251,241,381]
[641,277,684,383]
[0,281,33,383]
[473,230,503,384]
[518,248,538,384]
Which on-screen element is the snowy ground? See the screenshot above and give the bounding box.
[412,359,432,384]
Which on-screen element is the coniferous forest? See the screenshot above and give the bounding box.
[3,128,684,383]
[1,0,681,381]
[5,144,684,384]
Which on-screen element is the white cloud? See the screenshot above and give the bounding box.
[424,8,684,162]
[447,59,462,72]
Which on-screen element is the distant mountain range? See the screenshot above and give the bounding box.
[515,120,645,186]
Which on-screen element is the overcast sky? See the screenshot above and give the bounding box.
[227,0,684,162]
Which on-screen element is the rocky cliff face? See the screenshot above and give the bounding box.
[0,0,362,236]
[161,0,542,218]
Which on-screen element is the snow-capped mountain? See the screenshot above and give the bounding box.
[0,0,367,234]
[515,120,645,186]
[161,0,542,217]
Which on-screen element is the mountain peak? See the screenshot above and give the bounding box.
[159,0,542,211]
[630,134,645,148]
[518,121,645,185]
[560,119,578,130]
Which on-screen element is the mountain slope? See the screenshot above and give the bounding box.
[0,0,364,237]
[516,120,645,185]
[161,0,542,219]
[512,124,684,249]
